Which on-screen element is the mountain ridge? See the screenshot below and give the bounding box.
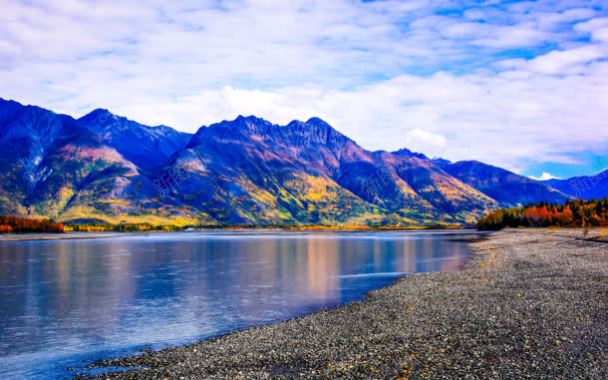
[78,107,192,171]
[0,98,593,226]
[437,160,569,207]
[167,115,497,225]
[542,170,608,200]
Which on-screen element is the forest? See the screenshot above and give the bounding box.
[477,198,608,230]
[0,216,65,233]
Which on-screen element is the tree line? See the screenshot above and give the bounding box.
[477,198,608,231]
[0,216,65,233]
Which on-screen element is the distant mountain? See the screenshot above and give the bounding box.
[436,160,569,207]
[542,170,608,200]
[0,98,593,226]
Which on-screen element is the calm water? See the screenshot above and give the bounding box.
[0,230,480,379]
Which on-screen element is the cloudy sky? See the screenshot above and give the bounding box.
[2,0,608,178]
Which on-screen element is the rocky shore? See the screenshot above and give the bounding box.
[89,229,608,379]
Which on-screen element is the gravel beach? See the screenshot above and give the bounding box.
[89,229,608,379]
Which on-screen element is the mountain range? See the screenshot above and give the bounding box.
[0,98,604,226]
[542,172,608,201]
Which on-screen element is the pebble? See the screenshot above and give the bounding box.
[83,229,608,379]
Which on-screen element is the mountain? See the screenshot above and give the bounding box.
[0,98,200,225]
[0,98,591,226]
[435,160,570,207]
[160,115,496,225]
[542,170,608,200]
[78,109,191,171]
[0,98,83,215]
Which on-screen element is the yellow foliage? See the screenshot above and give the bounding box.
[58,205,199,226]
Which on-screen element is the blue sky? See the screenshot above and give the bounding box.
[1,0,608,178]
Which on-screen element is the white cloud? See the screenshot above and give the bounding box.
[0,0,607,175]
[473,25,550,48]
[525,45,605,74]
[96,59,608,174]
[403,129,448,157]
[529,172,562,181]
[591,28,608,42]
[575,17,608,33]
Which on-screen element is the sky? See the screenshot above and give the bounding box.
[1,0,608,179]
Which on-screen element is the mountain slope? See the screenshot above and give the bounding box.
[437,160,569,207]
[78,109,191,171]
[1,98,590,226]
[161,116,496,225]
[542,170,608,200]
[0,98,80,214]
[0,99,200,225]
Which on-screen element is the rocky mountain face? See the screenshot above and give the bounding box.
[437,160,569,207]
[0,98,587,226]
[78,108,191,171]
[542,171,608,200]
[162,115,496,225]
[0,98,198,225]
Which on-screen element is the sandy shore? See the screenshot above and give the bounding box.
[87,229,608,379]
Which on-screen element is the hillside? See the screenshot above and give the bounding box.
[0,98,593,226]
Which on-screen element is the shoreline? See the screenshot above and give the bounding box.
[0,232,144,242]
[0,226,474,242]
[86,228,608,379]
[3,226,604,243]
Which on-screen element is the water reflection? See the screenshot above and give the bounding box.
[0,230,478,379]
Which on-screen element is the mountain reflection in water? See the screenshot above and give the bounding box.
[0,230,479,379]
